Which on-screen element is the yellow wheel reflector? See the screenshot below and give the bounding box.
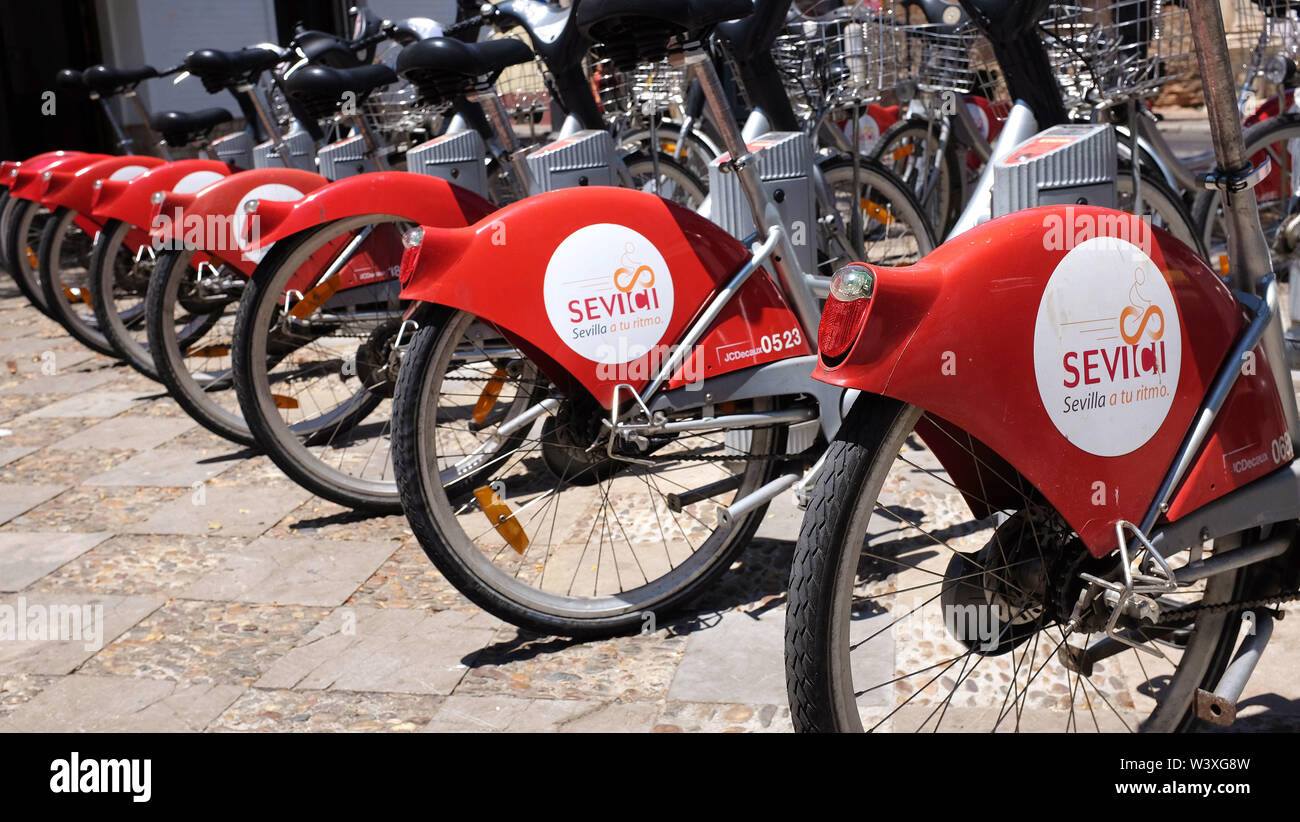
[472,368,508,424]
[474,485,529,554]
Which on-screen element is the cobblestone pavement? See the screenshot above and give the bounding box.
[3,117,1300,732]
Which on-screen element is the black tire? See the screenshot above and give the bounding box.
[37,207,118,356]
[3,198,55,316]
[89,219,163,380]
[146,248,256,447]
[871,117,963,237]
[0,189,11,276]
[232,216,408,513]
[786,395,1247,732]
[392,308,785,638]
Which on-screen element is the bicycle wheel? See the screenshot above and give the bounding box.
[3,198,54,316]
[392,307,795,638]
[819,156,938,271]
[37,207,118,356]
[145,248,254,446]
[618,121,722,186]
[786,396,1247,732]
[1118,166,1205,259]
[623,152,708,211]
[232,215,410,512]
[89,219,188,381]
[1193,114,1300,279]
[871,117,962,236]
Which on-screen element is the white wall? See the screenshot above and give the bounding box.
[359,0,459,27]
[97,0,279,124]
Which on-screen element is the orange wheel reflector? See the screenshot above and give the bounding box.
[26,247,38,268]
[272,394,299,410]
[187,344,230,358]
[1217,254,1230,278]
[473,485,529,554]
[890,144,915,161]
[288,273,343,319]
[472,368,508,424]
[861,199,894,225]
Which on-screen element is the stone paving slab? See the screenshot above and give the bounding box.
[213,688,443,732]
[126,485,313,537]
[421,695,661,733]
[50,415,195,453]
[4,486,184,533]
[179,536,397,607]
[0,445,37,467]
[668,607,788,705]
[0,674,244,732]
[3,370,117,396]
[80,600,331,686]
[0,531,112,591]
[256,606,498,695]
[26,391,147,419]
[0,592,164,675]
[30,534,251,597]
[85,447,241,487]
[0,484,68,525]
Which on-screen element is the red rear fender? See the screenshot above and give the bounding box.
[9,154,109,201]
[815,206,1281,556]
[245,171,496,250]
[40,155,164,216]
[149,168,326,273]
[398,186,770,408]
[93,160,230,228]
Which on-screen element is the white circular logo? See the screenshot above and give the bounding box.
[107,164,149,181]
[1033,237,1181,457]
[233,183,303,261]
[543,224,674,364]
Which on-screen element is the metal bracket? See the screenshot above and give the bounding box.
[1199,156,1272,193]
[1077,520,1179,656]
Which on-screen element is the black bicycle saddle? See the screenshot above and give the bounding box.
[396,37,535,104]
[281,63,398,120]
[82,64,159,96]
[149,108,234,146]
[577,0,754,68]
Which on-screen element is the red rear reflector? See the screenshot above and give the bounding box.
[818,297,870,360]
[398,243,422,286]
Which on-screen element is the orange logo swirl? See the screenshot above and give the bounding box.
[614,264,655,293]
[1119,304,1165,344]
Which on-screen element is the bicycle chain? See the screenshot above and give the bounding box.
[1155,588,1300,626]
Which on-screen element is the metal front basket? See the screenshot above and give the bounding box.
[591,49,687,116]
[1041,0,1196,108]
[1228,0,1300,105]
[903,22,981,93]
[773,6,907,112]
